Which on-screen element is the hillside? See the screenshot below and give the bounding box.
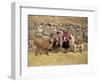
[28,15,88,28]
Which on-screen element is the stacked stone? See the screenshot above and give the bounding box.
[28,22,88,52]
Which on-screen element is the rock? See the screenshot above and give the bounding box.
[84,43,88,51]
[76,31,83,41]
[28,30,35,40]
[42,26,52,36]
[34,32,43,38]
[83,30,88,43]
[28,22,36,30]
[28,40,34,52]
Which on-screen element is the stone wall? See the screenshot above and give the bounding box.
[28,16,88,52]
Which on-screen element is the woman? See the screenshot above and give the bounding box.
[62,31,71,49]
[52,30,60,49]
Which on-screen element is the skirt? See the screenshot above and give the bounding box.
[62,40,70,49]
[53,41,60,48]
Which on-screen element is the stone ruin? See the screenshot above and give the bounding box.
[28,22,88,52]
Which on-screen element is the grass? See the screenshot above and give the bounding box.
[28,51,88,66]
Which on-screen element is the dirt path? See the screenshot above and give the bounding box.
[28,51,88,66]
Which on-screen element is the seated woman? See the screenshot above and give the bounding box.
[52,31,60,49]
[62,31,71,49]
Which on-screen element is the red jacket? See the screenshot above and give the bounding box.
[52,32,60,42]
[63,32,71,42]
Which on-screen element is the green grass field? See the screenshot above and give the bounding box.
[28,51,88,66]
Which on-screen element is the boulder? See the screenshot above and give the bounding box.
[28,30,35,40]
[42,26,52,36]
